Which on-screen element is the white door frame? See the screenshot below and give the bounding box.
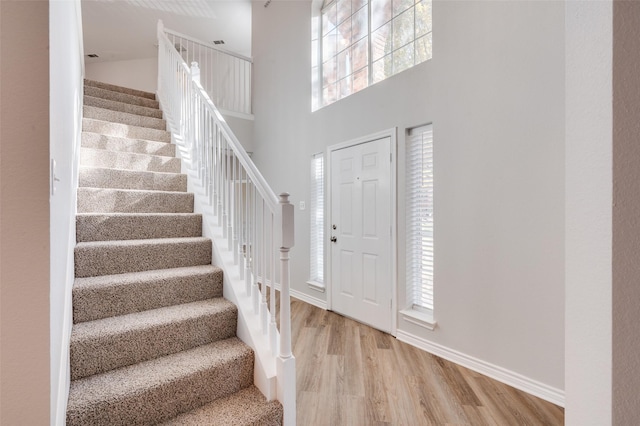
[325,128,398,336]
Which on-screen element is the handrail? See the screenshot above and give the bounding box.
[163,25,252,117]
[164,27,252,62]
[156,20,295,426]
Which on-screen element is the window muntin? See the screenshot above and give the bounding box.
[315,0,432,109]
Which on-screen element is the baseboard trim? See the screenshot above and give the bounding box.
[290,289,328,310]
[395,330,565,407]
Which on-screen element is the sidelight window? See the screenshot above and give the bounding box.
[406,124,434,317]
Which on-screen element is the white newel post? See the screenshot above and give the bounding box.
[277,193,296,426]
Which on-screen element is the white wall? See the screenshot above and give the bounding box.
[50,0,84,424]
[427,0,565,399]
[565,1,612,423]
[85,57,158,93]
[222,115,254,154]
[252,0,564,401]
[0,1,50,424]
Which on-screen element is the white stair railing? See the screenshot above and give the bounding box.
[156,21,295,426]
[164,26,252,118]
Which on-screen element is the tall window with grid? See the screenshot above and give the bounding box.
[406,125,434,314]
[315,0,432,109]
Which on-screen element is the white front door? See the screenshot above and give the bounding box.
[330,137,392,333]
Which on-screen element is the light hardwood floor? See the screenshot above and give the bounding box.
[290,298,564,425]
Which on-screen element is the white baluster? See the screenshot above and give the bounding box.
[244,181,252,295]
[269,212,278,355]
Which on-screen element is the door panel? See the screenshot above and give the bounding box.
[330,137,392,333]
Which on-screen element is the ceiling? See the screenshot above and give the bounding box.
[82,0,252,64]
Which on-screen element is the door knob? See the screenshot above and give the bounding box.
[330,236,337,243]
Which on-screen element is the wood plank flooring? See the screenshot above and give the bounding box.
[290,298,564,425]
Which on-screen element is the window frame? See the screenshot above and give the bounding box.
[401,124,436,330]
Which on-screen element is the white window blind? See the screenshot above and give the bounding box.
[406,124,433,311]
[310,153,325,283]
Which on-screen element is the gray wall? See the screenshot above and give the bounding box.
[0,1,51,424]
[612,1,640,423]
[252,0,564,394]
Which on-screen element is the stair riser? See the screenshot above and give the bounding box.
[85,85,159,109]
[82,132,175,157]
[77,214,201,242]
[84,95,163,119]
[66,345,254,426]
[74,239,211,277]
[79,167,187,192]
[84,105,167,131]
[73,267,223,323]
[77,188,193,214]
[70,308,238,380]
[83,118,170,142]
[159,386,283,426]
[85,79,156,100]
[80,147,181,173]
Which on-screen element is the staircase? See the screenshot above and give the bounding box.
[66,79,283,425]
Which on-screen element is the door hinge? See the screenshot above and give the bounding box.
[390,152,392,162]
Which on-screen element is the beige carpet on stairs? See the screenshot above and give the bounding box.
[66,79,282,426]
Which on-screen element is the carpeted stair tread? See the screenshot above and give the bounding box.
[84,85,159,109]
[76,212,200,242]
[73,265,223,323]
[85,79,157,100]
[70,298,238,380]
[80,147,181,173]
[82,132,175,157]
[160,386,283,426]
[66,338,254,426]
[74,237,212,277]
[84,95,163,119]
[77,187,193,213]
[83,118,170,142]
[79,167,187,192]
[84,105,167,131]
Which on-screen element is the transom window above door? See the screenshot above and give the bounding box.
[312,0,432,110]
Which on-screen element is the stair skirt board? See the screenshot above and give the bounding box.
[67,80,283,425]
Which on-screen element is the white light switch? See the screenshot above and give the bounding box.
[51,159,60,195]
[299,201,306,210]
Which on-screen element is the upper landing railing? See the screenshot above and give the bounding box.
[156,21,295,426]
[164,25,252,118]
